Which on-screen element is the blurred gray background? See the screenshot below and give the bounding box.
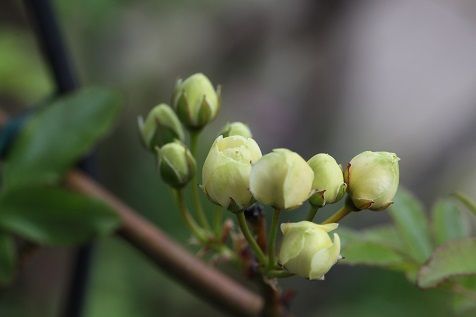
[1,0,476,316]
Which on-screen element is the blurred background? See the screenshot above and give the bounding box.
[1,0,476,316]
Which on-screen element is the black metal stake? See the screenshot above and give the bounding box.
[23,1,94,317]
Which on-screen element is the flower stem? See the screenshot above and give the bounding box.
[236,211,267,266]
[322,205,352,224]
[305,205,319,222]
[267,270,294,278]
[267,209,281,270]
[175,189,208,242]
[213,206,224,237]
[189,131,211,230]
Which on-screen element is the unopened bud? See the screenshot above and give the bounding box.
[345,151,400,210]
[172,73,221,130]
[250,149,314,210]
[202,135,262,212]
[308,153,346,207]
[279,221,341,280]
[138,103,184,150]
[157,142,196,188]
[219,122,252,138]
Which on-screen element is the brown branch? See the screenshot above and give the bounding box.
[66,170,263,317]
[1,112,263,315]
[0,109,7,126]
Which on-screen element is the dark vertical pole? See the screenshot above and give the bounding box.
[23,1,94,317]
[23,0,78,94]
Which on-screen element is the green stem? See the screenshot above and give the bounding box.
[236,211,267,266]
[267,209,281,270]
[452,192,476,216]
[213,206,224,237]
[305,205,319,222]
[322,205,352,224]
[189,131,211,230]
[267,270,294,278]
[175,189,208,242]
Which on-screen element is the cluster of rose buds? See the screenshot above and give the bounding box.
[138,73,400,281]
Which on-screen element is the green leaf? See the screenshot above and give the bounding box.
[453,295,476,314]
[452,276,476,313]
[389,189,433,264]
[338,227,412,269]
[0,231,16,286]
[417,238,476,288]
[453,192,476,216]
[4,87,121,189]
[431,198,471,245]
[356,225,406,252]
[0,187,121,245]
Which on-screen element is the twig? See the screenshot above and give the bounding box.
[0,110,7,126]
[2,110,264,316]
[66,170,263,317]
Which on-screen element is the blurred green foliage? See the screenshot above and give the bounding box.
[339,190,476,315]
[0,88,122,286]
[2,1,476,316]
[0,29,52,104]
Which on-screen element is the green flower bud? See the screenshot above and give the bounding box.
[250,149,314,210]
[307,153,346,207]
[219,122,252,138]
[138,103,184,150]
[279,221,341,280]
[172,73,221,130]
[157,142,196,188]
[345,151,400,210]
[202,135,262,211]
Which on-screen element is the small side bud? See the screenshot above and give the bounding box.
[219,122,252,138]
[346,151,400,211]
[157,142,196,188]
[307,153,346,207]
[172,73,220,130]
[138,103,184,150]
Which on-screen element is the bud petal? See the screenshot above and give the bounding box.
[219,122,252,138]
[346,151,400,211]
[172,73,220,130]
[309,233,341,280]
[307,153,346,207]
[279,221,341,280]
[157,142,196,188]
[202,135,262,211]
[250,149,314,210]
[138,103,184,150]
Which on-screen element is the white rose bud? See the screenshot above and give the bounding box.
[172,73,221,130]
[250,149,314,210]
[279,221,341,280]
[345,151,400,210]
[202,135,262,211]
[307,153,346,207]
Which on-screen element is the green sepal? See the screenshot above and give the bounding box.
[176,92,194,128]
[309,190,326,208]
[197,97,213,127]
[156,143,196,189]
[0,232,16,286]
[171,78,183,106]
[215,85,222,115]
[335,183,347,202]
